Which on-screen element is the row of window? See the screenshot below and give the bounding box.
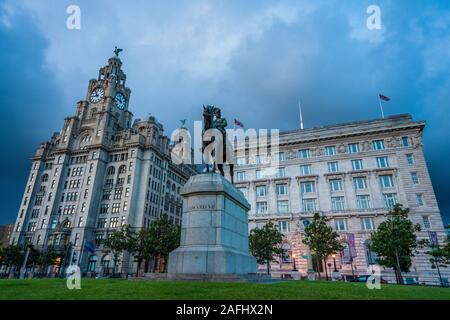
[273,214,430,234]
[253,192,408,214]
[237,138,412,165]
[235,154,416,181]
[99,202,128,214]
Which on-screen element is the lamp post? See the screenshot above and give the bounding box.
[332,254,338,272]
[292,253,297,271]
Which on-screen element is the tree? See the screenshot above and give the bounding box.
[104,225,133,276]
[35,246,58,276]
[249,222,283,275]
[1,245,24,276]
[302,213,343,280]
[128,227,155,276]
[148,214,181,273]
[370,204,421,285]
[427,245,449,287]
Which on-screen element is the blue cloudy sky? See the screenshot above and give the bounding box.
[0,0,449,225]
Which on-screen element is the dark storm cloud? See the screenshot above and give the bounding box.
[0,0,449,225]
[0,2,65,223]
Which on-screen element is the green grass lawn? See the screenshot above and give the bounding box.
[0,279,449,300]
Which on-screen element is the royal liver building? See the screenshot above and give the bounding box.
[11,52,196,274]
[234,115,447,284]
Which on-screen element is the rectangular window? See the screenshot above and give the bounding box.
[110,217,119,228]
[334,218,348,231]
[361,217,375,231]
[41,219,47,229]
[302,199,317,212]
[353,177,368,190]
[256,202,268,214]
[235,171,246,181]
[236,157,246,165]
[380,175,394,188]
[301,181,316,193]
[402,136,410,147]
[114,189,123,200]
[256,185,267,197]
[102,190,111,200]
[99,204,109,214]
[422,216,431,229]
[121,216,126,226]
[276,184,288,196]
[331,196,345,211]
[298,149,311,159]
[351,159,363,171]
[277,200,289,213]
[325,146,336,156]
[383,193,397,208]
[357,195,371,209]
[300,164,312,176]
[238,187,248,199]
[97,218,107,229]
[255,155,266,164]
[372,140,385,151]
[329,179,343,192]
[78,217,84,227]
[255,170,263,180]
[411,172,419,185]
[275,152,285,161]
[278,221,290,233]
[376,156,389,168]
[416,194,425,206]
[112,203,121,213]
[348,143,360,153]
[328,162,339,173]
[276,167,286,178]
[406,154,415,166]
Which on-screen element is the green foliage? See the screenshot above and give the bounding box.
[128,227,155,274]
[104,225,134,274]
[249,222,283,274]
[148,214,181,260]
[302,213,344,259]
[0,245,24,269]
[302,213,343,278]
[370,204,421,284]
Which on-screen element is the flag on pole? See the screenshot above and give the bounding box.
[234,119,244,129]
[378,93,390,118]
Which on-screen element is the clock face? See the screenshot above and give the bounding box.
[89,87,104,103]
[115,93,126,110]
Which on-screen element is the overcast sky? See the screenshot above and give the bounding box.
[0,0,449,225]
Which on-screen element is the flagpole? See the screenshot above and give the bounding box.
[298,100,304,130]
[378,96,385,119]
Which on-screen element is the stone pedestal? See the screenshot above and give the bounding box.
[168,173,257,275]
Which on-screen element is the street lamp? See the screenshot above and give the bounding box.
[292,253,297,271]
[331,254,338,272]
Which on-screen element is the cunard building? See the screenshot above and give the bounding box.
[233,114,448,284]
[10,51,196,274]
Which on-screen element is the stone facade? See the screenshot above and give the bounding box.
[10,54,197,274]
[0,224,14,248]
[232,114,448,284]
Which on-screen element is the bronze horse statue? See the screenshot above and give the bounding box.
[202,105,234,184]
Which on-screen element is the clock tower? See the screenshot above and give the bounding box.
[74,48,133,147]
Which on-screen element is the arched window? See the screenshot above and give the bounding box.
[101,254,111,270]
[107,166,115,175]
[41,174,49,182]
[88,255,97,272]
[171,184,176,192]
[118,165,126,175]
[364,240,378,265]
[90,108,97,118]
[281,243,292,263]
